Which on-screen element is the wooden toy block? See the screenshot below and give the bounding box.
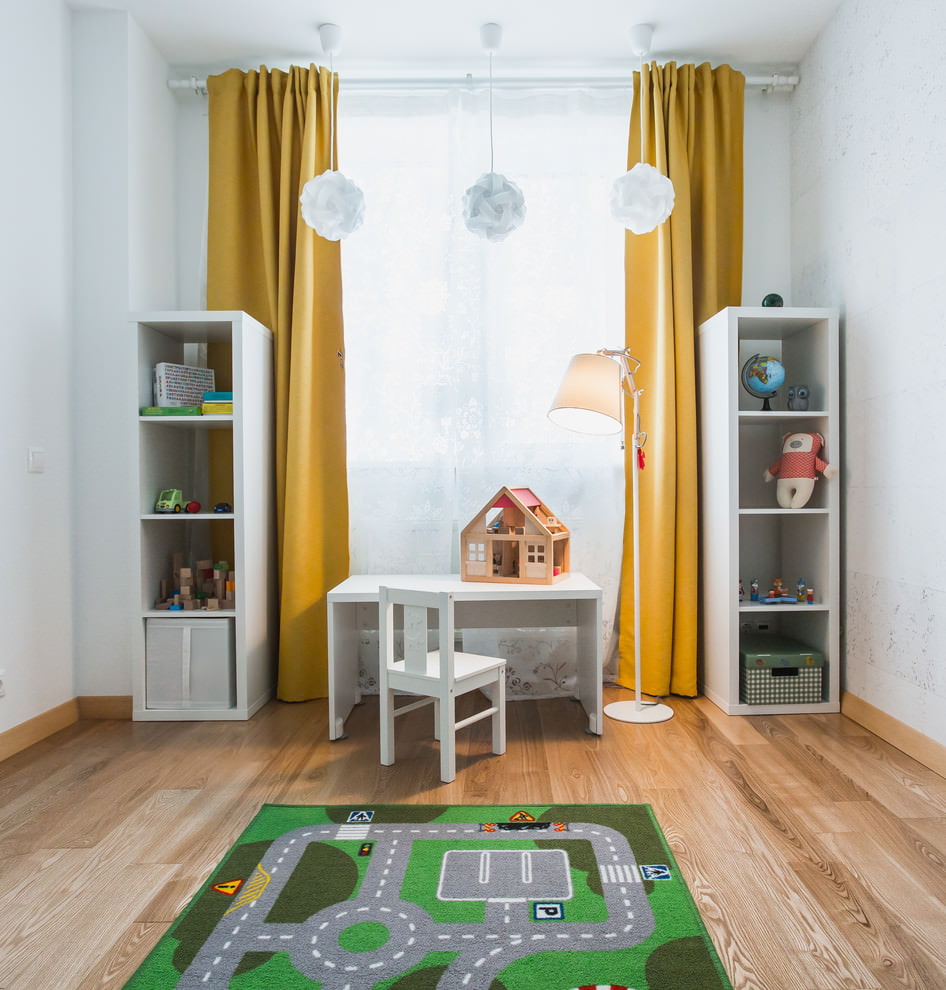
[461,486,570,585]
[206,598,220,610]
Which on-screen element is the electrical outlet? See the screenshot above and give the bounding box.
[741,621,770,634]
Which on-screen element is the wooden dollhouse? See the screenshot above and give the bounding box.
[460,486,569,584]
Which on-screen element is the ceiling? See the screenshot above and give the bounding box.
[69,0,844,80]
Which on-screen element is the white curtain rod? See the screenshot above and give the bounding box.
[167,71,798,97]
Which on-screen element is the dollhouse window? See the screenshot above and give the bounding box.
[468,542,486,562]
[527,543,545,564]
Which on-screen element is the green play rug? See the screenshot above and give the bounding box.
[125,803,732,989]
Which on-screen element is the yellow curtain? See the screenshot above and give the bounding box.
[618,62,744,697]
[206,65,350,701]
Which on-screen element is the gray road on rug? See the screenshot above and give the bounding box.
[176,818,655,988]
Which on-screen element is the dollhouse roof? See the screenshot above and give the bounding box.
[492,487,541,510]
[465,486,567,538]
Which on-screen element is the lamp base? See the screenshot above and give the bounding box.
[604,700,674,724]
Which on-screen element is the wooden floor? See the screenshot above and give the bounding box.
[1,687,944,989]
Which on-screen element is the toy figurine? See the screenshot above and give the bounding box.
[750,578,759,601]
[766,577,796,603]
[764,432,837,509]
[739,579,744,601]
[786,384,810,410]
[796,578,807,602]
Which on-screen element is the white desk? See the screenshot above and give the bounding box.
[327,573,603,740]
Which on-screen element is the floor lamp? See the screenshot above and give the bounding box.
[548,349,673,723]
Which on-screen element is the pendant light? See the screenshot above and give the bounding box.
[299,23,365,241]
[610,24,675,235]
[462,23,526,242]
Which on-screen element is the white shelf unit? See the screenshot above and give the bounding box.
[131,311,276,720]
[697,306,840,715]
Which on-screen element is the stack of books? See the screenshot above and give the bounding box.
[201,391,233,415]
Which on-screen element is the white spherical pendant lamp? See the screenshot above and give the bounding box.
[462,23,526,241]
[299,23,365,241]
[611,24,675,236]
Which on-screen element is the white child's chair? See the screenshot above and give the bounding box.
[378,586,506,783]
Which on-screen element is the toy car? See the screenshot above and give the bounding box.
[213,501,233,513]
[155,488,185,513]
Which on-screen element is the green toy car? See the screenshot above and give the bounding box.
[155,488,185,513]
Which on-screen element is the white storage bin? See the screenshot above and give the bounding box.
[146,618,235,710]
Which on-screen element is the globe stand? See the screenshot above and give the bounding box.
[761,396,773,411]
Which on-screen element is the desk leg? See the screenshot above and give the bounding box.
[328,601,362,740]
[576,596,603,735]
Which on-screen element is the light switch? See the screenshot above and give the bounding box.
[27,447,46,473]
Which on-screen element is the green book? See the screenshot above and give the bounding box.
[140,406,203,416]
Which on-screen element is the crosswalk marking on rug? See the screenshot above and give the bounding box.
[337,824,372,840]
[599,863,637,884]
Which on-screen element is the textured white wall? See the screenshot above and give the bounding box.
[791,0,946,746]
[0,0,75,733]
[742,88,792,306]
[71,9,178,697]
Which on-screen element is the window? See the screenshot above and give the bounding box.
[341,83,628,686]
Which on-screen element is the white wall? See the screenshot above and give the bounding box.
[742,88,792,305]
[791,0,946,746]
[0,0,75,733]
[71,8,177,698]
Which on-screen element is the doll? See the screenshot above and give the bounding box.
[764,432,836,509]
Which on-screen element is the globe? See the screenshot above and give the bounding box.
[741,354,785,410]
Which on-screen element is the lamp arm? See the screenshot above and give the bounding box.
[595,348,646,451]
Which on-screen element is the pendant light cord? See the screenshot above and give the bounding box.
[638,50,646,166]
[329,53,336,172]
[488,50,495,173]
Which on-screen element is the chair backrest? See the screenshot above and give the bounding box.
[379,586,455,682]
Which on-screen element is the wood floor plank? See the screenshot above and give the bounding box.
[0,689,943,989]
[784,716,946,818]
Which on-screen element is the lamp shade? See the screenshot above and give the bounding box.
[610,162,675,235]
[548,353,623,435]
[299,169,365,241]
[463,171,526,242]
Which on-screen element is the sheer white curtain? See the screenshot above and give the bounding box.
[340,83,629,698]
